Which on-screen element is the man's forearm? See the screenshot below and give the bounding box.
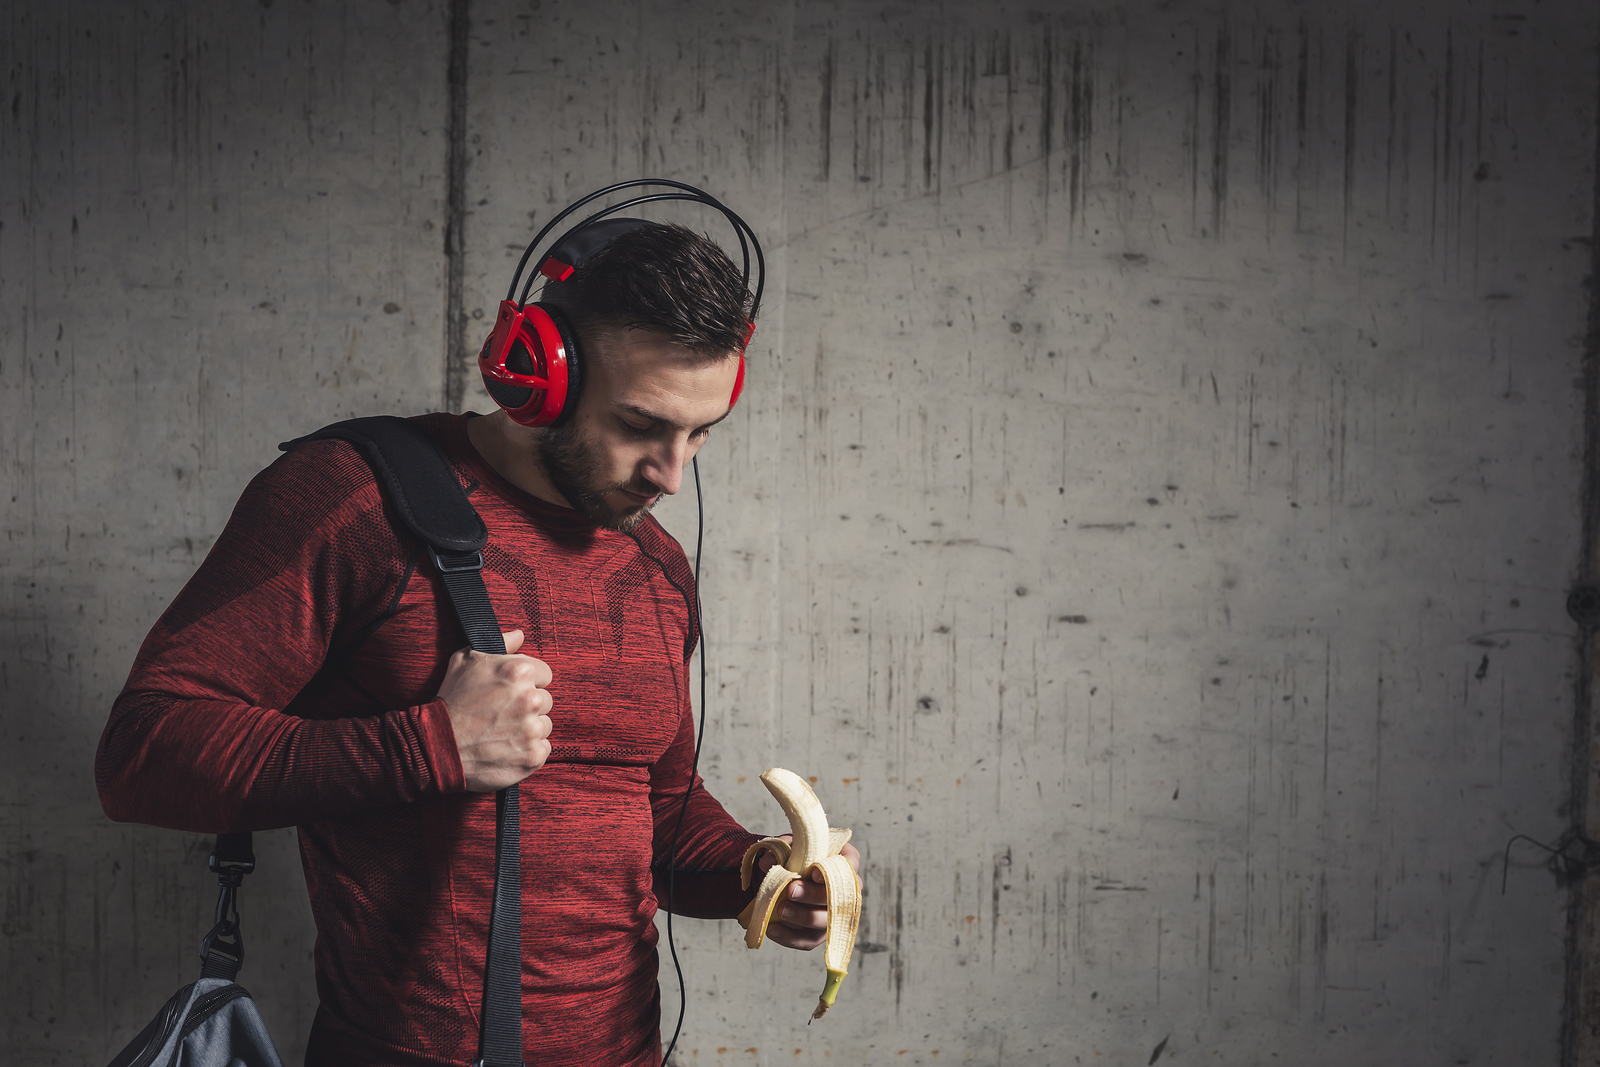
[97,688,464,832]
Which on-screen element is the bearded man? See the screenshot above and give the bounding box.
[96,221,860,1066]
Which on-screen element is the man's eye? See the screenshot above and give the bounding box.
[621,420,653,435]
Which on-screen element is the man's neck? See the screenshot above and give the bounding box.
[466,410,571,508]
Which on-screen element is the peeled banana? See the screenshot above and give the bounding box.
[736,767,862,1019]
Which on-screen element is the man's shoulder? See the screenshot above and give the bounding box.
[259,428,382,519]
[267,411,465,496]
[622,515,698,634]
[245,412,467,537]
[629,514,692,568]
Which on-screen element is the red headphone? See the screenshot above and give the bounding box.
[478,182,764,428]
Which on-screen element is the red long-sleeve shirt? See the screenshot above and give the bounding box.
[96,412,758,1067]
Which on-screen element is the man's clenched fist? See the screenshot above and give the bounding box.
[436,629,554,792]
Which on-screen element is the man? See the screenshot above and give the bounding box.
[96,222,860,1066]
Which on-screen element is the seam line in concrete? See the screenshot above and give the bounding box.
[443,0,471,413]
[1561,18,1600,1067]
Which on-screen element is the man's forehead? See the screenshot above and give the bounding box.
[617,398,734,434]
[588,328,740,423]
[610,362,740,422]
[592,327,738,380]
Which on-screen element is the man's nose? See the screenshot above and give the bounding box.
[641,439,688,496]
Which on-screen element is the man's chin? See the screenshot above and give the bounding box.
[603,503,654,533]
[600,515,642,533]
[585,494,655,532]
[595,488,660,532]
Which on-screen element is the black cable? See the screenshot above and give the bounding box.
[662,456,709,1067]
[489,180,756,1063]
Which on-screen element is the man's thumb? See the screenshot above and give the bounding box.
[502,628,525,654]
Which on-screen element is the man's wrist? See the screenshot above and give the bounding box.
[416,697,468,793]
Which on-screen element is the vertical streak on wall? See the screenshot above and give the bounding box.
[1256,27,1278,237]
[1340,26,1356,254]
[819,39,833,184]
[1294,19,1310,233]
[1565,23,1600,1065]
[1211,18,1230,240]
[443,0,471,412]
[1188,25,1202,233]
[1069,35,1093,229]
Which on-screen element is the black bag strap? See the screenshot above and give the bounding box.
[277,415,523,1066]
[198,832,255,981]
[283,416,505,654]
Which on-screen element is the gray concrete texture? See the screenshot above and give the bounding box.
[3,0,1595,1064]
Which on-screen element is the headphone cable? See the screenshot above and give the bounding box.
[661,455,708,1066]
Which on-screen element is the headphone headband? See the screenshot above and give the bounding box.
[479,180,763,428]
[506,179,765,317]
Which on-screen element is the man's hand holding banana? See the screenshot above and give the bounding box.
[753,833,862,952]
[738,768,866,1019]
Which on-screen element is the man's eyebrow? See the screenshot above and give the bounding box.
[619,403,732,434]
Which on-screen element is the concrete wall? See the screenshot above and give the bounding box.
[4,1,1595,1064]
[2,1,449,1059]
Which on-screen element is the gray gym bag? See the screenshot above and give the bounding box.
[107,835,285,1067]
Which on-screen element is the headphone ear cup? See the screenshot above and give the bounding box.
[534,302,584,426]
[481,328,536,412]
[478,301,581,426]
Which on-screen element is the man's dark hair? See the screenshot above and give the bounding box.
[542,222,754,358]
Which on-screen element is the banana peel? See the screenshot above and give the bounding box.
[736,767,862,1019]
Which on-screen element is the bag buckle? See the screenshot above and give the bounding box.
[199,835,254,977]
[430,546,485,574]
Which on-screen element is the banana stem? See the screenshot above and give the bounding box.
[812,968,847,1019]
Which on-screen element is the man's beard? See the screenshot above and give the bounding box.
[536,423,658,532]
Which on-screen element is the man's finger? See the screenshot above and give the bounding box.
[519,655,553,688]
[776,900,830,929]
[503,628,525,654]
[787,879,830,905]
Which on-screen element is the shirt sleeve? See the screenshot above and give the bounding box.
[95,440,467,834]
[647,676,762,920]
